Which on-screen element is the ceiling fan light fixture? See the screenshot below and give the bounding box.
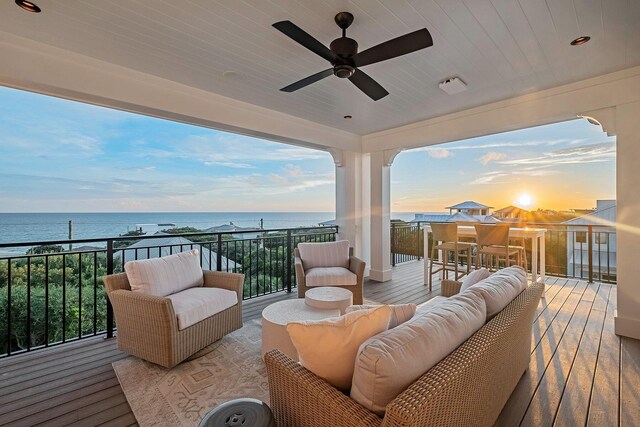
[15,0,41,13]
[334,64,355,79]
[570,36,591,46]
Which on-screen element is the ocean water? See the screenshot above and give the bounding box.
[0,211,416,249]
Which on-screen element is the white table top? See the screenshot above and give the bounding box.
[261,299,340,326]
[305,286,353,302]
[424,225,547,238]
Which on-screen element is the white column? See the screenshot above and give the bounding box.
[368,149,401,282]
[333,150,364,260]
[610,102,640,340]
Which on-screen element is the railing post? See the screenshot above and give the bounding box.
[216,233,223,272]
[391,224,396,267]
[587,225,593,283]
[286,230,292,293]
[106,240,114,339]
[416,222,422,260]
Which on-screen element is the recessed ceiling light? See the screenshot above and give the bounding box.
[15,0,41,13]
[570,36,591,46]
[343,115,352,119]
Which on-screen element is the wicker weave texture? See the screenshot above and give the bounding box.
[441,279,462,297]
[266,281,544,427]
[103,270,244,368]
[294,247,366,304]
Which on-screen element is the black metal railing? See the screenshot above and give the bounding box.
[391,222,616,284]
[0,226,337,357]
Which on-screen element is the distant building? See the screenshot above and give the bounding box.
[115,236,240,272]
[203,222,262,239]
[446,201,493,216]
[413,201,499,224]
[492,205,530,222]
[318,219,337,226]
[564,200,616,282]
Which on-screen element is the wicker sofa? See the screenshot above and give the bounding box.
[104,269,244,368]
[265,279,544,427]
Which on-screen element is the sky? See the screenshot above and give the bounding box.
[391,119,616,212]
[0,86,615,213]
[0,87,336,212]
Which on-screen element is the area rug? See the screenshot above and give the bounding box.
[113,319,269,427]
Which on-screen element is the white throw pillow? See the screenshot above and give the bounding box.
[460,268,492,292]
[462,265,528,319]
[350,292,486,415]
[286,305,392,391]
[345,304,417,329]
[124,249,204,297]
[297,240,350,269]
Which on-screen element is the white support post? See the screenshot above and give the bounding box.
[333,150,365,262]
[368,149,401,282]
[608,102,640,340]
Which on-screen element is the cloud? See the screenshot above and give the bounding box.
[478,151,506,165]
[426,148,453,159]
[139,134,327,169]
[412,138,578,154]
[500,142,615,167]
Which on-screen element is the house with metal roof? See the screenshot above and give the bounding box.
[564,200,616,282]
[445,201,493,216]
[115,236,240,272]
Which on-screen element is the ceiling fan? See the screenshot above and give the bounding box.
[273,12,433,101]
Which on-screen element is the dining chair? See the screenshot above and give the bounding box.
[474,224,527,271]
[428,223,474,291]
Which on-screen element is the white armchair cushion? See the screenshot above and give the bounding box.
[305,267,357,287]
[124,249,204,297]
[167,287,238,330]
[350,291,486,415]
[297,240,350,269]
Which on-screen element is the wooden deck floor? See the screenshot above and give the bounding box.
[1,261,638,427]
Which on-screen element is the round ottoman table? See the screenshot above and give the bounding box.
[198,398,275,427]
[261,299,340,361]
[305,286,353,314]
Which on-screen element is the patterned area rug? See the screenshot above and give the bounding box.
[113,320,269,427]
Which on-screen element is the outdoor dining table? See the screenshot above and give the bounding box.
[423,225,547,285]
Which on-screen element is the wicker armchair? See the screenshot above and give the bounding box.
[294,246,366,305]
[265,281,544,427]
[103,270,244,368]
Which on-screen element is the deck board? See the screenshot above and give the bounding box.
[0,260,635,427]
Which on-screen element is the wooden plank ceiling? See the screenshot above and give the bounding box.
[1,0,639,134]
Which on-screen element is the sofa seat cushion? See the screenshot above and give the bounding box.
[167,287,238,330]
[125,249,203,297]
[350,291,486,416]
[298,240,350,269]
[286,305,392,392]
[463,265,528,319]
[305,267,357,287]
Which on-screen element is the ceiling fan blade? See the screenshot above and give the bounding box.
[281,68,334,92]
[353,28,433,68]
[348,69,389,101]
[273,21,339,64]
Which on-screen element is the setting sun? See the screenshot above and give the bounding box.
[515,193,533,208]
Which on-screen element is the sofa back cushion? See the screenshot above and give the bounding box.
[124,249,204,297]
[286,305,392,392]
[350,291,486,415]
[297,240,350,269]
[460,267,492,292]
[463,265,528,319]
[345,304,417,329]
